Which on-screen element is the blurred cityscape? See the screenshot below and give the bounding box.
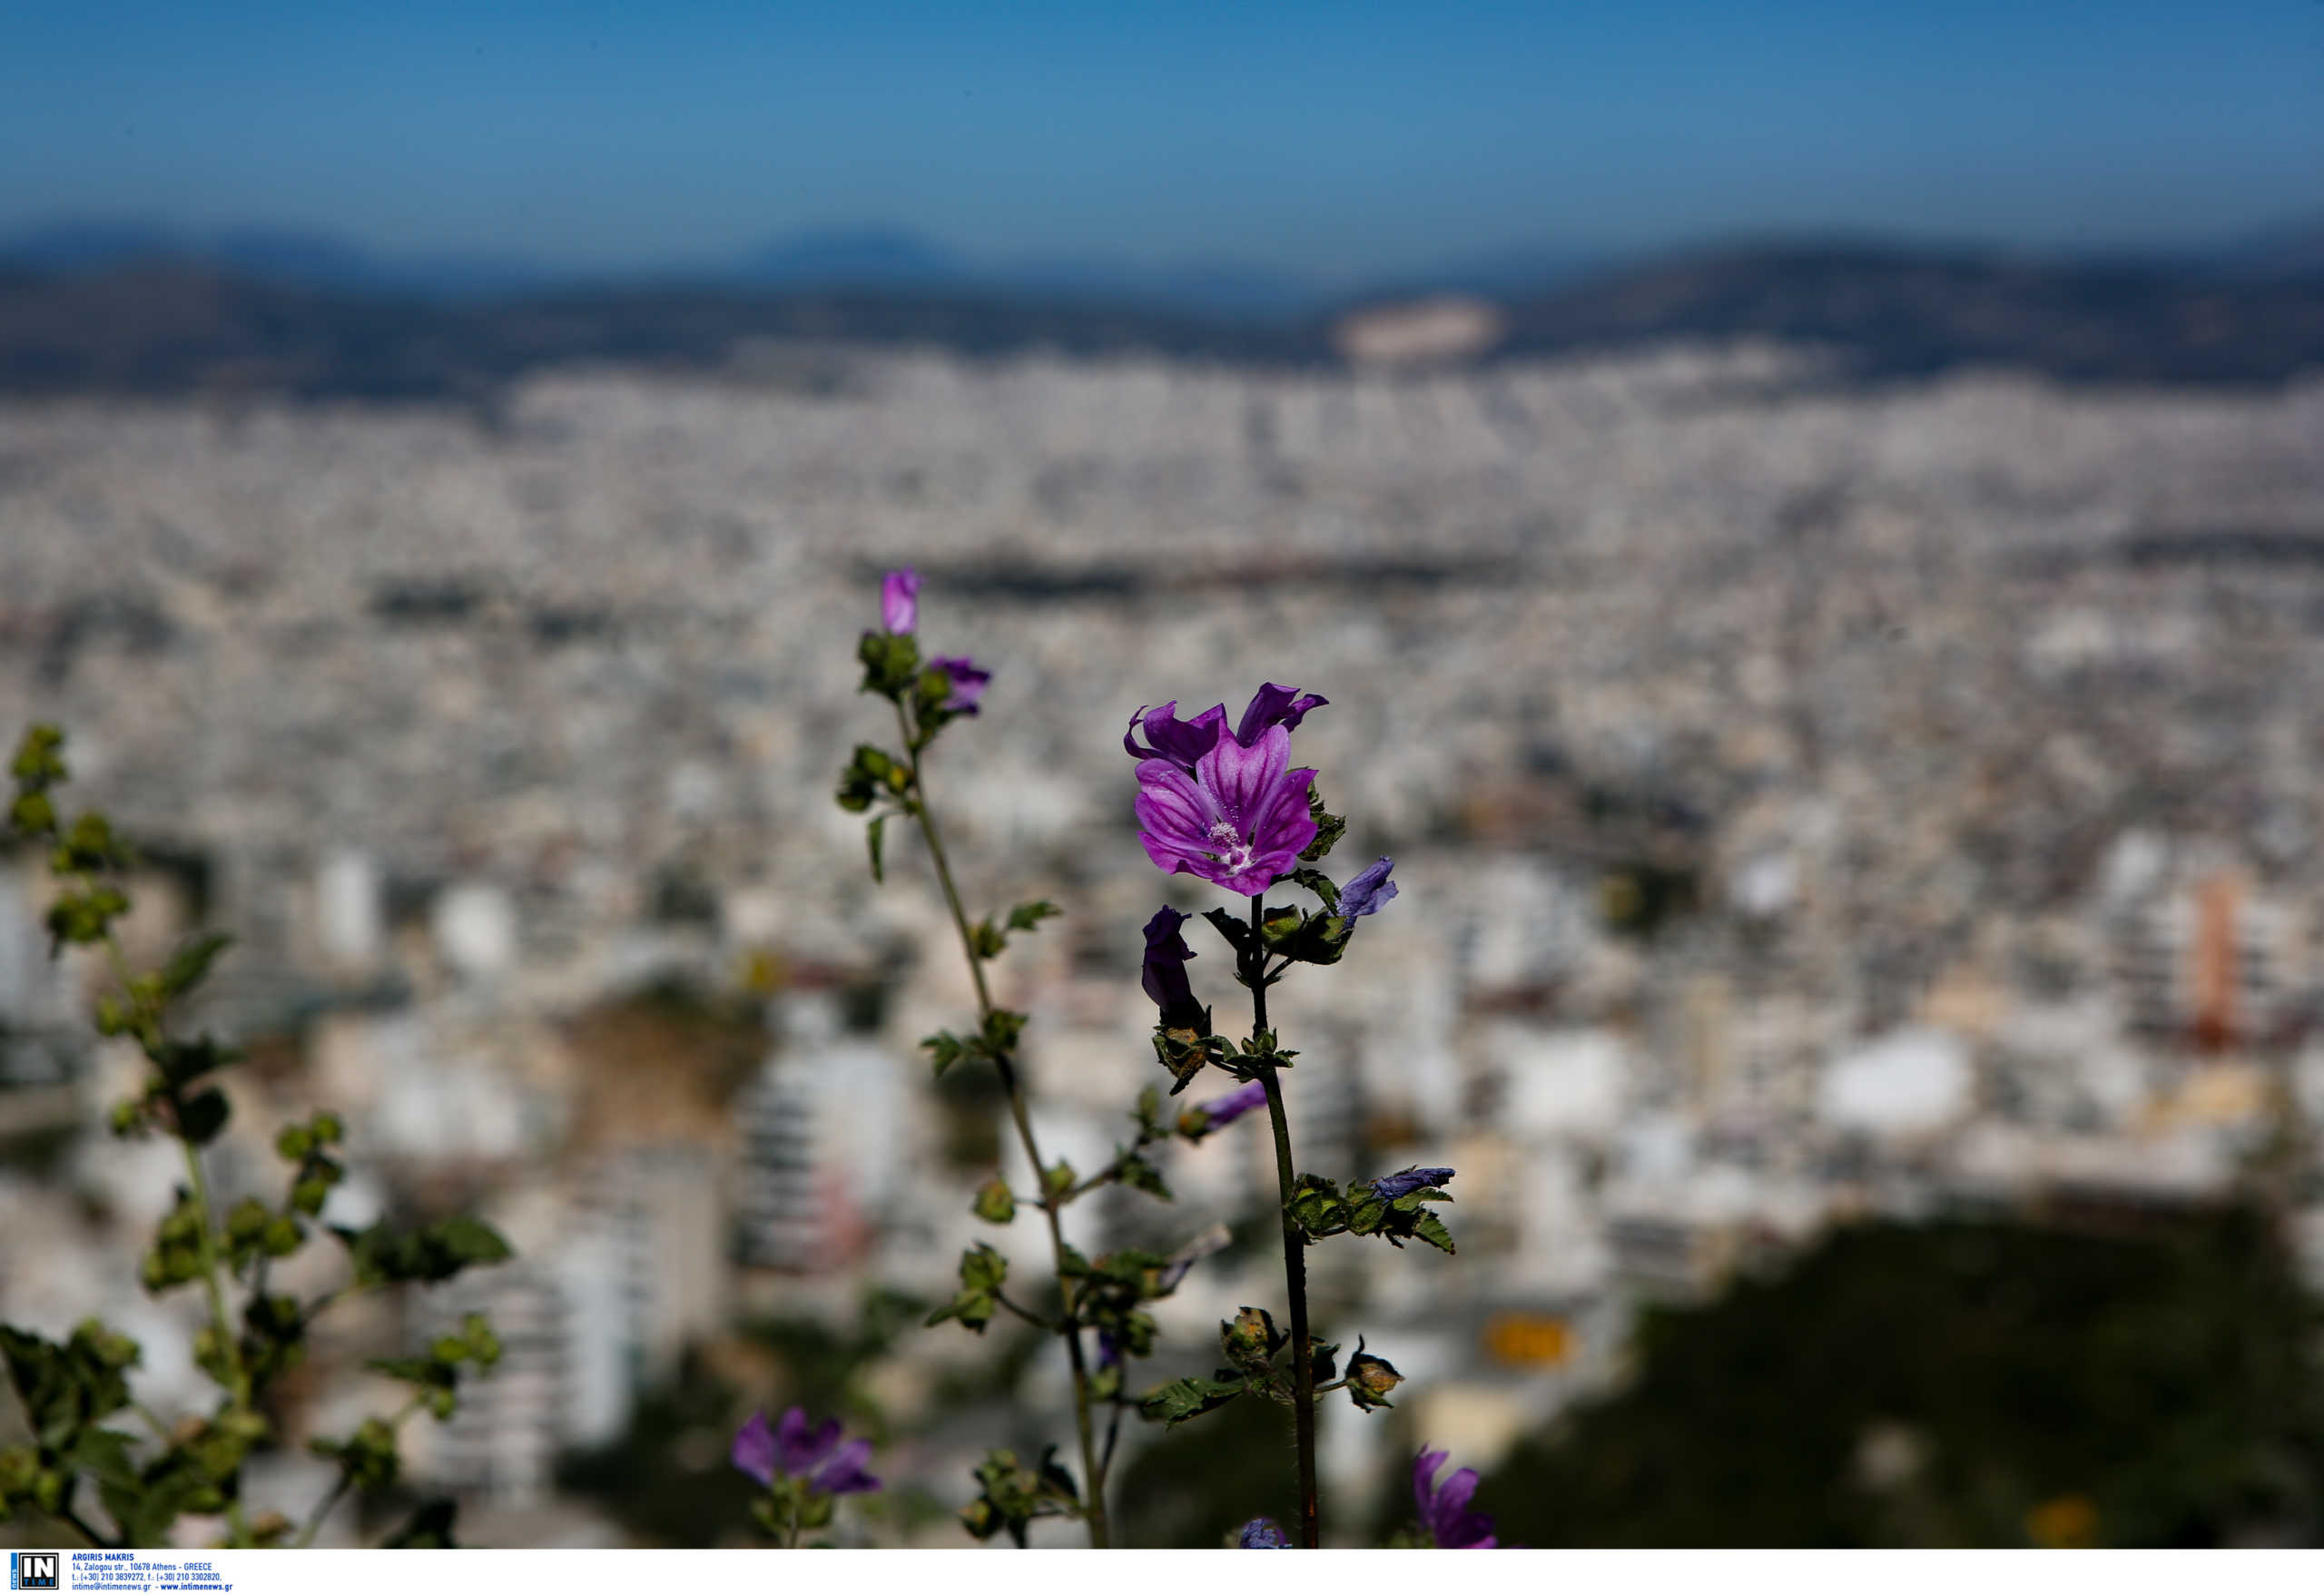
[4,331,2324,1544]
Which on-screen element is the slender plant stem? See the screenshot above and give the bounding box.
[894,705,1112,1549]
[58,1501,112,1550]
[101,913,254,1545]
[292,1474,351,1549]
[1249,891,1321,1549]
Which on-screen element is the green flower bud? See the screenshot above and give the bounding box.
[972,1178,1017,1225]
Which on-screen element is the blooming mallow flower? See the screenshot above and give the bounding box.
[1141,906,1199,1014]
[880,567,921,634]
[931,655,990,714]
[1369,1167,1454,1201]
[732,1408,881,1496]
[1413,1448,1498,1549]
[1135,723,1318,897]
[1237,1518,1292,1548]
[1338,856,1398,919]
[1123,683,1326,772]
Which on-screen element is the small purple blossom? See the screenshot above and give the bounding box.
[931,655,990,714]
[1237,1518,1292,1548]
[1195,1078,1267,1131]
[1413,1448,1498,1549]
[732,1407,881,1496]
[1124,684,1326,772]
[880,567,921,634]
[1338,856,1398,919]
[1135,724,1318,897]
[1369,1166,1453,1201]
[1141,906,1199,1013]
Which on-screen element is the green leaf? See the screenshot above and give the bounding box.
[1410,1211,1458,1255]
[959,1242,1009,1295]
[856,630,922,700]
[334,1216,514,1286]
[922,1029,968,1079]
[1115,1151,1172,1201]
[980,1008,1027,1055]
[1140,1374,1246,1428]
[1299,785,1346,862]
[44,885,131,950]
[1287,867,1341,913]
[156,932,233,1001]
[50,812,131,875]
[8,789,56,838]
[1005,900,1062,933]
[1201,906,1255,959]
[9,724,67,789]
[970,920,1008,960]
[866,814,887,883]
[153,1034,241,1088]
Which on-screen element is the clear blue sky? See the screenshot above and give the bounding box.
[2,1,2317,279]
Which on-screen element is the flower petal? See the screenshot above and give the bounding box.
[1339,856,1398,919]
[808,1437,881,1496]
[1233,684,1327,744]
[1134,760,1223,850]
[773,1406,840,1475]
[1198,724,1291,834]
[880,567,920,634]
[1244,764,1318,864]
[731,1411,777,1486]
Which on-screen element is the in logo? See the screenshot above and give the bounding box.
[10,1552,60,1591]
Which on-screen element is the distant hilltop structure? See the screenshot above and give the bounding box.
[1333,295,1507,367]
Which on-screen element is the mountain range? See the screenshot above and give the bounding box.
[0,215,2318,398]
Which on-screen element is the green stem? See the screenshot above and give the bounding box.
[292,1474,350,1550]
[98,917,254,1547]
[894,704,1112,1550]
[1250,892,1320,1549]
[299,1393,428,1548]
[58,1500,113,1550]
[176,1137,249,1410]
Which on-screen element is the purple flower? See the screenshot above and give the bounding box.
[1237,1518,1292,1548]
[732,1408,881,1496]
[1124,684,1326,772]
[1096,1330,1122,1372]
[1141,906,1199,1014]
[931,655,990,714]
[1338,856,1398,919]
[1413,1448,1498,1549]
[1194,1078,1267,1131]
[880,567,921,634]
[1370,1166,1453,1201]
[1135,724,1318,897]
